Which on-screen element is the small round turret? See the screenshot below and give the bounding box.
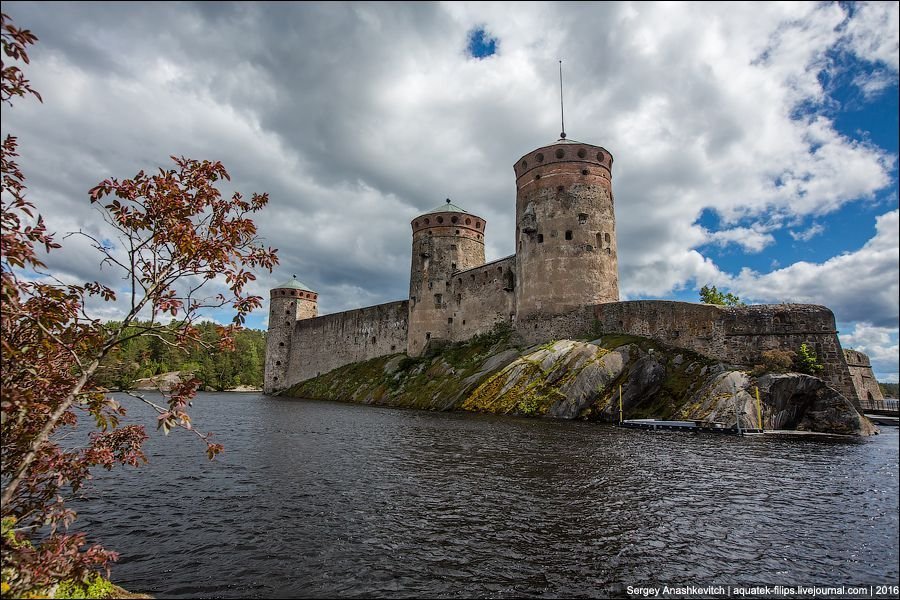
[408,199,486,356]
[513,138,618,320]
[264,275,318,393]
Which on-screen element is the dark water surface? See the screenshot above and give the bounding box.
[73,393,899,598]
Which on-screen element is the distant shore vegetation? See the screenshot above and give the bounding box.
[94,321,267,391]
[878,382,899,398]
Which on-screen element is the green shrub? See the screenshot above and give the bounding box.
[55,574,116,599]
[796,343,824,375]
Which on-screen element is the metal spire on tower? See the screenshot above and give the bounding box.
[559,60,566,139]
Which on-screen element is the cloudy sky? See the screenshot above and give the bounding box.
[3,2,898,380]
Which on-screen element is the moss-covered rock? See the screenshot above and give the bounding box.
[280,329,874,436]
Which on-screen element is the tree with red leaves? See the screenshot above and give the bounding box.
[1,13,278,596]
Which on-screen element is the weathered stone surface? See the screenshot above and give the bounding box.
[844,348,884,403]
[284,332,875,436]
[758,373,877,435]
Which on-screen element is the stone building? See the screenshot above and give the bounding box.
[264,136,861,408]
[844,349,884,403]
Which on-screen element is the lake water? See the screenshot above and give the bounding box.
[72,392,899,598]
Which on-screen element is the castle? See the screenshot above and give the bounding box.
[264,135,878,407]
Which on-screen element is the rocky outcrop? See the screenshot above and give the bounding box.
[131,371,191,391]
[282,329,875,436]
[757,373,877,435]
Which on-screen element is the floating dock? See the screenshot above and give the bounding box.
[620,418,763,435]
[865,413,899,427]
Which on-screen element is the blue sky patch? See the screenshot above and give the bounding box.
[467,27,497,59]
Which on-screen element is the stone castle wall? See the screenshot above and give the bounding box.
[590,301,858,405]
[447,256,516,342]
[283,300,409,387]
[274,296,859,406]
[843,349,884,403]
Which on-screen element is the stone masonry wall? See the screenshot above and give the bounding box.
[283,300,409,389]
[592,301,859,405]
[844,349,884,403]
[514,304,598,346]
[449,256,516,341]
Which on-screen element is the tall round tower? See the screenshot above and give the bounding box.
[264,276,318,393]
[513,139,618,320]
[408,199,486,357]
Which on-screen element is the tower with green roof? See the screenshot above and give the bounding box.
[264,275,318,393]
[407,199,487,356]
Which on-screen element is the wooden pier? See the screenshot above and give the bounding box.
[619,418,763,435]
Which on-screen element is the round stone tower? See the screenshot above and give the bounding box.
[408,199,486,357]
[513,138,618,320]
[264,275,318,393]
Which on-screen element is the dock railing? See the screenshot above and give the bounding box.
[859,398,898,415]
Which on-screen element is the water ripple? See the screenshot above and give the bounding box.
[68,393,899,598]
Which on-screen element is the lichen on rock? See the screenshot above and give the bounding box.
[281,329,875,436]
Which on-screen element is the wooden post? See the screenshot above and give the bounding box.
[755,386,763,431]
[618,384,623,424]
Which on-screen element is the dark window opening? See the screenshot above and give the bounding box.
[462,320,466,325]
[279,342,285,347]
[555,148,565,159]
[434,293,442,307]
[276,361,281,366]
[371,336,376,344]
[538,234,544,243]
[582,169,589,176]
[448,317,453,324]
[565,230,573,240]
[450,244,457,250]
[557,185,564,192]
[426,332,431,340]
[391,345,396,351]
[535,173,542,180]
[451,262,456,270]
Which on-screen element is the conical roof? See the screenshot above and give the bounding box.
[422,199,469,215]
[273,276,315,292]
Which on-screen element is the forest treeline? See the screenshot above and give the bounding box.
[879,382,899,398]
[94,321,267,391]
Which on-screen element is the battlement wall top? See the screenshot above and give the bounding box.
[411,211,486,237]
[514,140,613,180]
